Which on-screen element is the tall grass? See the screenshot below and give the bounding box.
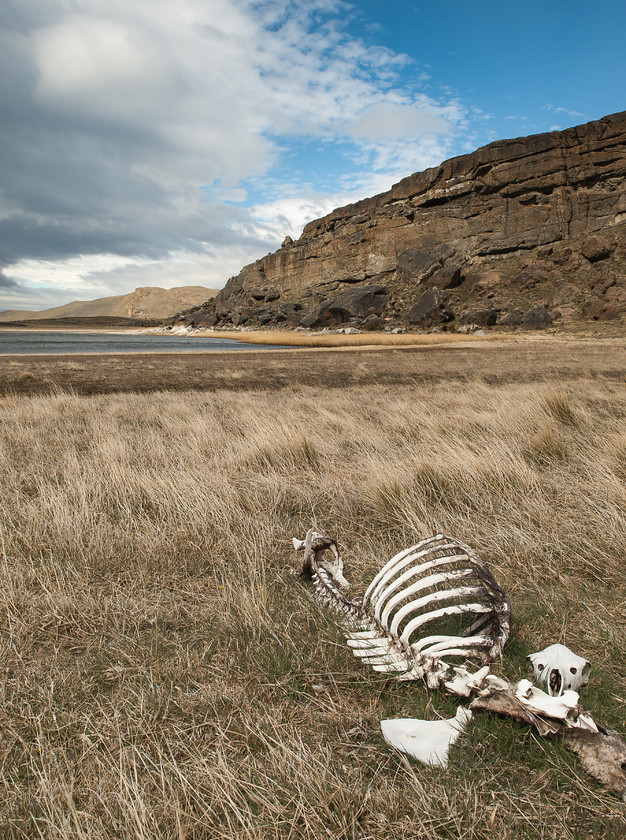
[194,329,502,348]
[0,380,624,837]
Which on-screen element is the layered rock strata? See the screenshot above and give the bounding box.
[180,112,626,331]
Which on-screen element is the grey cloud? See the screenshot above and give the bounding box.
[342,103,451,141]
[0,1,280,274]
[0,270,18,288]
[0,106,275,267]
[2,0,59,32]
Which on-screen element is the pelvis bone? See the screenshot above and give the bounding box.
[293,529,626,800]
[527,643,590,696]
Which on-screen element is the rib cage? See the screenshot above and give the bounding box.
[361,535,510,662]
[296,531,511,685]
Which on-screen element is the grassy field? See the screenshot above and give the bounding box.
[0,343,625,838]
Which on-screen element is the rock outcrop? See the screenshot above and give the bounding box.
[179,112,626,331]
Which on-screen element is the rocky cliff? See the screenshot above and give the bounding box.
[181,112,626,331]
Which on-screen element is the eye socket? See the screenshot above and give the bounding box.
[537,663,544,671]
[570,667,577,675]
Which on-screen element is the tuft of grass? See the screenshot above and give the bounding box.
[527,421,568,464]
[542,391,578,426]
[0,378,624,836]
[249,431,320,474]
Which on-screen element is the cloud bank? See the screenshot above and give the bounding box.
[0,0,466,309]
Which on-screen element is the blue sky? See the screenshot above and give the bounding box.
[1,0,624,311]
[354,1,624,134]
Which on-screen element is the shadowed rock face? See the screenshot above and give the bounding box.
[179,113,626,331]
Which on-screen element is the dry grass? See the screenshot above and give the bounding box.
[0,379,625,838]
[195,329,502,348]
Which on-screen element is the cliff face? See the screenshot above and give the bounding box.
[184,112,626,331]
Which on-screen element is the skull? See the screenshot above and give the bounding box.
[527,644,590,696]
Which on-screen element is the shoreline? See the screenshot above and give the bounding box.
[0,326,149,335]
[0,340,498,358]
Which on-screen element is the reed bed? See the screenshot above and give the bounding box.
[0,378,624,838]
[193,329,502,348]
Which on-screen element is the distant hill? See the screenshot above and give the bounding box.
[0,286,218,322]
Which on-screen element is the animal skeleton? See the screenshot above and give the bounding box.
[293,529,626,799]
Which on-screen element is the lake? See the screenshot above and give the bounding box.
[0,330,288,355]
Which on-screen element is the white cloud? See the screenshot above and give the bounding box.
[247,195,343,241]
[555,106,585,118]
[342,102,451,141]
[542,103,585,119]
[34,15,185,116]
[2,246,266,311]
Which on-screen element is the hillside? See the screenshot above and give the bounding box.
[177,112,626,332]
[0,285,217,322]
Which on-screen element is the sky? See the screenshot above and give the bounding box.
[1,0,625,312]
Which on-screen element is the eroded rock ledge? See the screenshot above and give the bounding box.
[178,112,626,331]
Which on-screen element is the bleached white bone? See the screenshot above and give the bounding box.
[484,674,509,690]
[425,663,449,689]
[295,532,509,678]
[359,535,510,666]
[373,560,474,620]
[411,633,491,653]
[350,650,396,661]
[389,586,486,636]
[575,712,600,733]
[345,629,380,640]
[381,707,473,767]
[400,603,494,644]
[346,637,389,650]
[527,644,590,696]
[363,536,447,604]
[515,679,580,721]
[378,565,476,613]
[349,646,394,658]
[417,636,493,657]
[444,665,491,697]
[296,530,351,589]
[368,549,472,612]
[372,661,415,673]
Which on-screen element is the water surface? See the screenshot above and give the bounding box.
[0,330,287,355]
